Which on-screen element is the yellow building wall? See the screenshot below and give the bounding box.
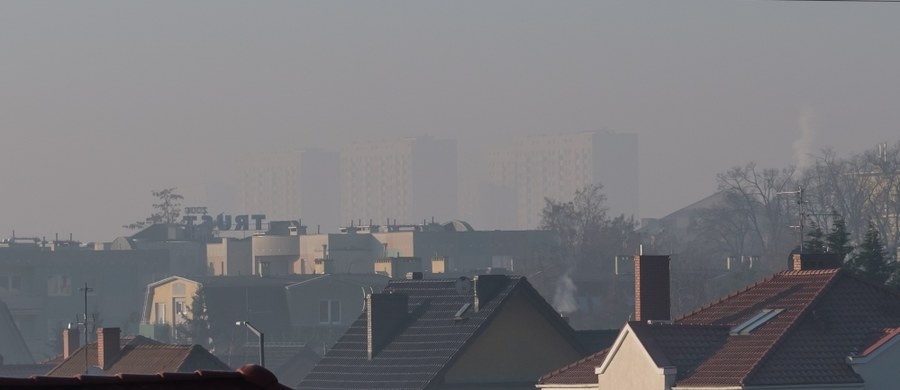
[148,278,201,326]
[598,329,670,390]
[442,289,582,386]
[372,232,415,257]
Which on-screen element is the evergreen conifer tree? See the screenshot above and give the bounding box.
[826,213,854,262]
[847,222,892,285]
[178,287,214,350]
[803,221,826,254]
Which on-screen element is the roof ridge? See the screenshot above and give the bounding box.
[740,269,843,385]
[675,268,842,324]
[644,323,731,331]
[675,273,775,322]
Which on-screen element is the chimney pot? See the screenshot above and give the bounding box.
[634,255,671,322]
[63,327,80,359]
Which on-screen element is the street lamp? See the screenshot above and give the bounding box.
[235,321,264,367]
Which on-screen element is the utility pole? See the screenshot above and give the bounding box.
[79,282,94,373]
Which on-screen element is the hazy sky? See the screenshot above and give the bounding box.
[2,1,899,241]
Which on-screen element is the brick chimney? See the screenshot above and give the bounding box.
[63,327,80,359]
[366,293,408,360]
[791,253,842,271]
[96,327,120,370]
[634,255,671,322]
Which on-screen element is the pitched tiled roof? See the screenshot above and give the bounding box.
[108,344,231,375]
[744,273,900,386]
[538,349,609,386]
[538,268,900,388]
[0,299,33,364]
[858,326,900,357]
[298,276,584,389]
[0,364,292,390]
[47,336,160,376]
[673,269,843,387]
[540,323,730,387]
[629,322,731,381]
[47,337,230,377]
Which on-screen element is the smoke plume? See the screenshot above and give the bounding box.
[793,108,815,171]
[552,272,578,314]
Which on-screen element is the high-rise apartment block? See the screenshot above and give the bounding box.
[340,136,457,225]
[240,149,340,232]
[487,132,638,229]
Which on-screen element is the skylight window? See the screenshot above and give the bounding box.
[730,309,784,335]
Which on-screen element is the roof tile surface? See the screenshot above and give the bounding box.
[298,276,581,389]
[537,268,900,388]
[47,337,230,377]
[538,349,609,385]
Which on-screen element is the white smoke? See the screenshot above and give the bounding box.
[793,108,815,171]
[552,272,578,314]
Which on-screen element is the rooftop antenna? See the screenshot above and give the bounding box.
[78,282,94,373]
[777,186,805,253]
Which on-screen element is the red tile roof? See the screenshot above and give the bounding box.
[0,364,292,389]
[674,268,842,387]
[859,326,900,357]
[47,337,230,377]
[538,349,609,386]
[538,268,900,388]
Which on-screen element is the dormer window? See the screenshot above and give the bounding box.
[730,309,784,335]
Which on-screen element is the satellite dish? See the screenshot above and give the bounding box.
[455,277,471,295]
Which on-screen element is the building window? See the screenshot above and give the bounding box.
[173,282,186,296]
[0,274,22,296]
[174,297,187,325]
[319,300,341,324]
[47,275,72,296]
[155,302,167,324]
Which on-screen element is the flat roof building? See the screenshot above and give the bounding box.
[240,149,340,233]
[485,131,638,229]
[340,136,457,226]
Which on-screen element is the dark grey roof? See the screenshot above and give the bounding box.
[0,299,33,364]
[297,276,584,389]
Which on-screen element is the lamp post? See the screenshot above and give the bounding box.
[235,321,264,367]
